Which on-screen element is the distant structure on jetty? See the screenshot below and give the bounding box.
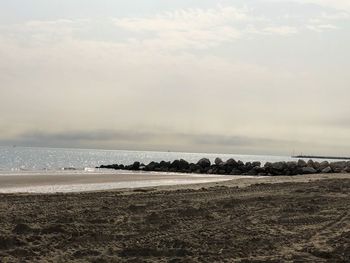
[292,155,350,160]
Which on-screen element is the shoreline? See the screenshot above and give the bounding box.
[0,169,348,194]
[0,171,348,195]
[0,171,232,194]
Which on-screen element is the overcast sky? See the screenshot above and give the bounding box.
[0,0,349,155]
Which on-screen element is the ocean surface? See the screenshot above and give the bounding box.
[0,146,298,172]
[0,146,337,193]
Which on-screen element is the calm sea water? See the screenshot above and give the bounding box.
[0,146,298,172]
[0,146,339,193]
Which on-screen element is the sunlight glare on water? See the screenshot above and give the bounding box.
[0,146,295,171]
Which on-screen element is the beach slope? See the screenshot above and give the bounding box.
[0,174,349,262]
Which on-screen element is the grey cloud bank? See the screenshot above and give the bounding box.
[0,129,296,155]
[0,0,350,156]
[1,129,346,156]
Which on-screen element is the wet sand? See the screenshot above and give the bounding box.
[0,174,349,262]
[0,171,232,193]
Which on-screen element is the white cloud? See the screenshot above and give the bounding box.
[113,6,304,50]
[302,0,350,11]
[306,23,338,32]
[0,19,90,46]
[2,4,344,53]
[113,6,252,49]
[269,0,350,12]
[305,10,347,32]
[267,0,349,33]
[113,6,256,32]
[263,26,298,35]
[319,11,350,20]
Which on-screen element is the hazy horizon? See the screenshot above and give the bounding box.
[1,0,349,156]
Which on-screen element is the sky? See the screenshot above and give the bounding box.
[0,0,349,156]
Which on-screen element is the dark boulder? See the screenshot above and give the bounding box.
[169,159,190,172]
[252,166,265,174]
[99,164,120,169]
[252,161,261,168]
[321,166,332,173]
[197,158,211,168]
[131,161,140,170]
[245,162,253,171]
[156,161,170,171]
[178,159,190,171]
[343,166,350,173]
[145,161,159,171]
[263,161,289,175]
[264,161,287,175]
[189,163,201,173]
[264,162,272,169]
[247,168,258,175]
[302,167,317,174]
[319,161,330,170]
[330,161,347,173]
[221,159,236,174]
[222,163,234,174]
[286,161,297,169]
[237,160,244,167]
[237,162,253,173]
[159,161,171,169]
[285,161,300,175]
[226,158,238,167]
[208,167,219,174]
[248,166,266,175]
[125,164,133,170]
[313,161,321,171]
[214,157,224,165]
[272,162,287,171]
[297,159,307,167]
[170,160,181,170]
[218,169,226,175]
[230,168,242,175]
[307,159,315,168]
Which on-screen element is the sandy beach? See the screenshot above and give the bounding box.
[0,171,233,193]
[0,173,349,262]
[2,0,350,261]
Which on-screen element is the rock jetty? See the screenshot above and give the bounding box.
[98,159,350,176]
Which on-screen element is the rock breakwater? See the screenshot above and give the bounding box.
[98,158,350,176]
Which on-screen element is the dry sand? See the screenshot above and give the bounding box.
[0,173,349,262]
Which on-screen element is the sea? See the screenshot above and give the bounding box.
[0,146,337,193]
[0,146,299,172]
